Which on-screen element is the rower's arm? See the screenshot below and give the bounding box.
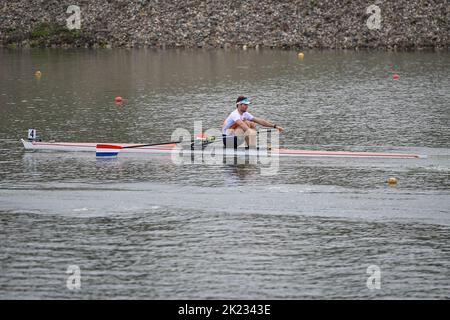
[252,117,274,127]
[252,117,284,132]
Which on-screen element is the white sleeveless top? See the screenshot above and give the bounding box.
[222,109,254,134]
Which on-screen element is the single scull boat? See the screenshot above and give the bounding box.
[20,138,425,159]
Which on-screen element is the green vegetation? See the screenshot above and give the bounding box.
[3,22,109,48]
[29,22,83,46]
[98,39,109,48]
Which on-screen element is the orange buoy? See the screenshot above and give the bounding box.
[393,74,399,80]
[387,177,398,185]
[115,96,123,103]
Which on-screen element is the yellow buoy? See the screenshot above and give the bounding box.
[298,52,304,60]
[34,71,42,78]
[387,177,397,185]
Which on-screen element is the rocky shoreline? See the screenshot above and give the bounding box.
[0,0,448,50]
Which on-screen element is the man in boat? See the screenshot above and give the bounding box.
[222,96,284,148]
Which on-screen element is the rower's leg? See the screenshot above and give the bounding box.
[233,128,244,147]
[244,128,257,148]
[240,121,257,148]
[230,128,252,148]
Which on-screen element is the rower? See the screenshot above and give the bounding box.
[222,96,284,149]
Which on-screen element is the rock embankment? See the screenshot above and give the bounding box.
[0,0,448,49]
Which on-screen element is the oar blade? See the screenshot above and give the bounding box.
[96,144,122,157]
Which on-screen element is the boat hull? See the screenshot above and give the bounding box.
[20,139,424,159]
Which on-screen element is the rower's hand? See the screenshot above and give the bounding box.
[276,126,285,133]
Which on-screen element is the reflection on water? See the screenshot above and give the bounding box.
[15,149,450,191]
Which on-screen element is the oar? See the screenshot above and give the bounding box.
[96,141,182,157]
[95,129,278,157]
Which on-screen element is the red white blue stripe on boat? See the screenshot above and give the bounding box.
[96,144,122,157]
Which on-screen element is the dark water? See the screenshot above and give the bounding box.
[0,49,449,299]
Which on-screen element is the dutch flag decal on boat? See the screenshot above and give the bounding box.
[95,144,122,157]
